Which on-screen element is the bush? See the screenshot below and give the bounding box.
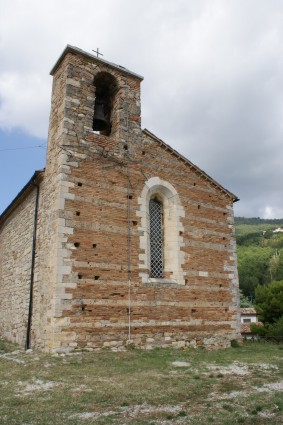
[265,316,283,338]
[250,323,266,337]
[255,280,283,323]
[231,339,241,348]
[251,316,283,340]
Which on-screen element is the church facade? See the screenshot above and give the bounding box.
[0,45,241,352]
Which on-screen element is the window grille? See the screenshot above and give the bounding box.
[149,198,164,278]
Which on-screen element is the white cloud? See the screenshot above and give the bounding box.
[1,0,283,217]
[262,206,283,220]
[0,72,50,138]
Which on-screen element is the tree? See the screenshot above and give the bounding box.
[251,316,283,340]
[269,250,280,282]
[237,246,272,298]
[265,316,283,338]
[274,251,283,281]
[254,280,283,323]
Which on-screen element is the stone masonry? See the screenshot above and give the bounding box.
[0,45,241,352]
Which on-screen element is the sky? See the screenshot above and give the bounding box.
[1,0,283,218]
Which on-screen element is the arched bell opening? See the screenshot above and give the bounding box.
[93,72,118,136]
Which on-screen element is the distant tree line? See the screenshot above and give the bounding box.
[235,217,283,225]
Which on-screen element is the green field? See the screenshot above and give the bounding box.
[0,339,282,424]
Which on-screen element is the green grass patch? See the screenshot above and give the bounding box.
[0,340,282,424]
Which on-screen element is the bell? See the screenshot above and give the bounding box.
[93,103,110,131]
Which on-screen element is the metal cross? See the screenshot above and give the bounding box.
[92,48,103,58]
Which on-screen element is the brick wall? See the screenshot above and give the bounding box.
[51,132,240,351]
[41,47,240,352]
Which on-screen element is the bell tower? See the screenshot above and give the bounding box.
[39,46,144,351]
[46,45,144,173]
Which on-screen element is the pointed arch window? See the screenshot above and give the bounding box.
[149,198,164,278]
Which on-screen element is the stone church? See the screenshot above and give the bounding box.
[0,45,241,352]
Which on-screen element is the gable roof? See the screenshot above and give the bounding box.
[50,45,144,81]
[240,308,257,315]
[143,129,239,202]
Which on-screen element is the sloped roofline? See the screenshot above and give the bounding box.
[143,129,239,202]
[0,170,44,227]
[50,45,144,81]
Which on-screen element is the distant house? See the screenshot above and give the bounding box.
[240,308,262,339]
[262,227,283,235]
[273,227,283,233]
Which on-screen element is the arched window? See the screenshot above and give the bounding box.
[138,177,185,284]
[149,198,164,278]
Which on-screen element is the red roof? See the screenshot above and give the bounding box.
[241,322,263,334]
[240,308,257,315]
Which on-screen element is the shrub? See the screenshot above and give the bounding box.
[251,316,283,340]
[255,280,283,323]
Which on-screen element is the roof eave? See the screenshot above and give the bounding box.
[0,170,44,227]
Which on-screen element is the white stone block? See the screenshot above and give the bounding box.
[199,271,209,277]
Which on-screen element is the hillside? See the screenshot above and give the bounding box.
[235,217,283,226]
[235,217,283,299]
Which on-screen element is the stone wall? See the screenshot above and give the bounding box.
[0,188,37,345]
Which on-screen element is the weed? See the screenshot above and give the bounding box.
[177,410,187,417]
[231,339,241,348]
[251,404,264,414]
[274,392,283,411]
[166,413,174,419]
[222,404,233,411]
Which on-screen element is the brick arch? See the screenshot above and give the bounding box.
[137,177,185,284]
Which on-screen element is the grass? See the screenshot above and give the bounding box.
[0,340,282,424]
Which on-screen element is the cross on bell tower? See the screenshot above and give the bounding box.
[92,48,103,58]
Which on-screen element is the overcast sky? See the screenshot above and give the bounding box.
[1,0,283,218]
